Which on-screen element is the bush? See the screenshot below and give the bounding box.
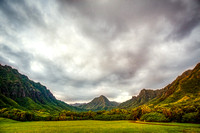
[94,115,111,120]
[182,112,199,123]
[140,112,169,122]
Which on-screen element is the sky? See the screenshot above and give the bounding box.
[0,0,200,104]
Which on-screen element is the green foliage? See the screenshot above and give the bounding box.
[130,107,142,120]
[1,106,200,123]
[0,108,34,121]
[140,112,169,122]
[182,112,199,123]
[16,97,43,110]
[0,94,21,108]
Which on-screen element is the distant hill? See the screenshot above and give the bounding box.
[79,95,119,111]
[70,103,87,107]
[119,63,200,109]
[0,64,82,112]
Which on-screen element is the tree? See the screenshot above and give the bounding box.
[141,105,151,115]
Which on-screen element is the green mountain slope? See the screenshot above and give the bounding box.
[151,63,200,108]
[119,63,200,109]
[118,89,164,109]
[79,95,119,111]
[0,64,81,112]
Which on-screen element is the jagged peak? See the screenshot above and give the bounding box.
[194,62,200,69]
[99,95,107,98]
[139,88,154,95]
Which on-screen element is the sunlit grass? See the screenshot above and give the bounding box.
[0,117,200,133]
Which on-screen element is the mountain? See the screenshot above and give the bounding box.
[79,95,119,111]
[70,103,87,107]
[118,89,163,109]
[0,64,81,112]
[119,63,200,109]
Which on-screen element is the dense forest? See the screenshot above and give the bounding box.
[0,63,200,123]
[1,105,199,123]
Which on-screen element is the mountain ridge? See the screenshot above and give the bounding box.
[0,64,82,112]
[118,63,200,109]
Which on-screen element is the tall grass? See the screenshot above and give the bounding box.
[0,117,200,133]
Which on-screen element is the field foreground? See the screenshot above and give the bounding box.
[0,117,200,133]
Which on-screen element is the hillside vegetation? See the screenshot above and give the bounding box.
[119,63,200,109]
[0,64,83,113]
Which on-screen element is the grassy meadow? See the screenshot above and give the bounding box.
[0,117,200,133]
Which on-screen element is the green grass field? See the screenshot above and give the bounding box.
[0,117,200,133]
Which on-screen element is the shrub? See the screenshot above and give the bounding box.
[182,112,199,123]
[140,112,169,122]
[94,115,111,120]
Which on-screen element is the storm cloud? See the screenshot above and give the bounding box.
[0,0,200,103]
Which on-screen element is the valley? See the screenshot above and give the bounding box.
[1,0,200,132]
[0,63,200,123]
[0,63,199,133]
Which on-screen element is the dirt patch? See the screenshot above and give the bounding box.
[130,121,200,129]
[129,121,178,126]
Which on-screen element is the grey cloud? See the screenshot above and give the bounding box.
[0,0,200,103]
[0,44,33,71]
[187,41,200,52]
[56,0,200,88]
[58,0,199,42]
[63,85,122,102]
[168,0,200,40]
[0,0,46,30]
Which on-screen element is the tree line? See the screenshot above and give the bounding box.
[0,105,199,123]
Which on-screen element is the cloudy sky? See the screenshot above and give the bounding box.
[0,0,200,103]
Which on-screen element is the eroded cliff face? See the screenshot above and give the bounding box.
[0,64,56,104]
[0,64,80,112]
[118,89,161,109]
[119,63,200,109]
